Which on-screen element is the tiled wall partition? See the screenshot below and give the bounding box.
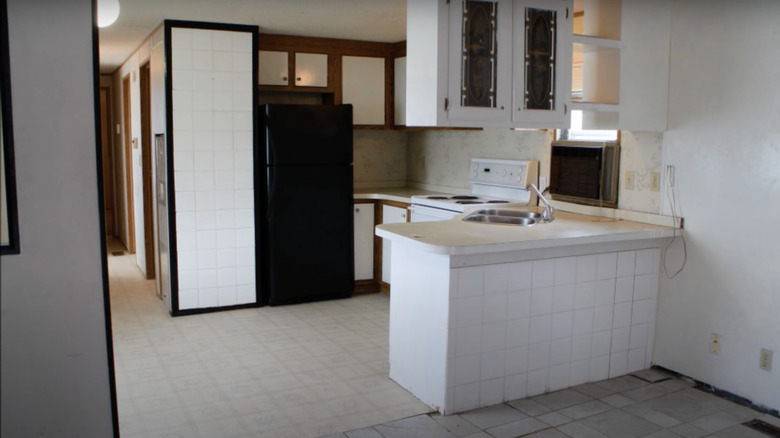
[447,248,660,413]
[170,27,256,310]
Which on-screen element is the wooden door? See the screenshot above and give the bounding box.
[99,87,115,237]
[122,74,136,253]
[141,63,154,279]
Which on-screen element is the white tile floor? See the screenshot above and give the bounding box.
[108,248,431,438]
[109,245,778,438]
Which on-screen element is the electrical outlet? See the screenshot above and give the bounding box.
[710,333,721,355]
[760,348,773,371]
[624,171,635,190]
[650,172,661,191]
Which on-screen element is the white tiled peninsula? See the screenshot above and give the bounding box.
[376,210,677,415]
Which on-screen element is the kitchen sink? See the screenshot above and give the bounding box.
[462,209,543,226]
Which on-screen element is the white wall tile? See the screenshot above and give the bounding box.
[174,172,195,192]
[192,91,213,111]
[176,191,196,212]
[235,228,254,247]
[217,248,236,268]
[178,250,198,271]
[531,286,554,316]
[218,268,237,287]
[234,171,253,190]
[628,348,646,373]
[213,71,232,91]
[633,274,658,301]
[613,303,632,329]
[591,331,612,357]
[481,350,506,380]
[554,257,577,285]
[192,50,214,70]
[572,334,592,362]
[196,211,216,231]
[611,327,630,353]
[218,286,237,306]
[233,33,252,52]
[193,111,214,133]
[484,264,508,294]
[551,312,573,340]
[455,296,483,328]
[456,325,482,357]
[213,31,233,51]
[178,271,198,290]
[529,315,552,344]
[505,345,529,375]
[215,173,236,191]
[595,279,616,307]
[574,281,596,310]
[174,131,193,151]
[615,277,634,303]
[215,210,235,230]
[528,342,551,371]
[178,289,199,310]
[507,289,531,320]
[214,131,234,151]
[197,249,217,270]
[193,130,214,150]
[504,373,527,401]
[609,352,628,378]
[597,253,618,280]
[589,356,610,382]
[480,378,505,408]
[195,191,216,211]
[573,309,594,336]
[553,283,575,313]
[194,151,214,171]
[198,288,219,308]
[454,354,481,386]
[214,91,233,111]
[194,171,215,190]
[192,29,213,50]
[570,360,590,386]
[458,267,485,298]
[617,251,636,277]
[635,249,659,275]
[233,53,252,73]
[527,369,548,397]
[550,337,572,366]
[483,293,508,325]
[214,151,234,171]
[173,109,193,132]
[593,305,614,332]
[216,229,236,249]
[172,90,193,111]
[629,323,648,350]
[177,212,197,232]
[214,112,234,131]
[532,259,556,288]
[506,318,530,348]
[631,300,653,325]
[234,150,253,171]
[233,71,252,91]
[196,230,216,249]
[172,70,193,91]
[236,285,255,304]
[236,248,254,266]
[481,322,507,353]
[192,70,213,91]
[234,111,253,131]
[234,131,253,150]
[453,383,480,413]
[172,49,193,70]
[236,266,255,285]
[548,364,570,391]
[235,209,254,228]
[576,255,598,282]
[214,51,233,72]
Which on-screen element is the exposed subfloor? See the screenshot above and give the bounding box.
[109,246,777,438]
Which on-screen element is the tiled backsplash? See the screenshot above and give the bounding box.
[171,27,256,310]
[447,248,660,413]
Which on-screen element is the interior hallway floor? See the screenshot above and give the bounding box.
[108,243,778,438]
[108,246,431,438]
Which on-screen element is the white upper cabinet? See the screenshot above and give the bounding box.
[406,0,572,128]
[258,50,328,88]
[342,56,386,126]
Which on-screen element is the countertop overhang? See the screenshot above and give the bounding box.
[375,208,677,256]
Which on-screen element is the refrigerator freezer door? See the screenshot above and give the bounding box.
[263,104,353,166]
[262,165,354,306]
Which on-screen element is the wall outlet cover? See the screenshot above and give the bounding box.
[710,333,721,355]
[759,348,773,371]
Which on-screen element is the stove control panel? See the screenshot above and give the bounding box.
[469,158,539,189]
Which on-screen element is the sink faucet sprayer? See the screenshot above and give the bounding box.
[527,184,555,223]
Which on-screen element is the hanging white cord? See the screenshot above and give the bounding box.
[663,168,687,279]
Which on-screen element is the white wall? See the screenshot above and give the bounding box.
[654,0,780,411]
[0,0,115,436]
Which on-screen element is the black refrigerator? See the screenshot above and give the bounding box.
[258,104,354,306]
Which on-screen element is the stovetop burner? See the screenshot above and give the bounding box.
[456,200,482,205]
[450,195,479,200]
[426,196,449,200]
[488,200,509,204]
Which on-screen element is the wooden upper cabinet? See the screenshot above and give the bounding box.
[258,50,289,86]
[294,53,328,87]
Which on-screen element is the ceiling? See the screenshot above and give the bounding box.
[98,0,407,74]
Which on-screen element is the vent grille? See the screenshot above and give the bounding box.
[743,419,780,437]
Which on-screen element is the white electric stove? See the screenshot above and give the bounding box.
[409,158,540,222]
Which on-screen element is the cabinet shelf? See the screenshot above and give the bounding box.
[573,34,621,49]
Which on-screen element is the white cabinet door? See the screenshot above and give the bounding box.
[258,50,289,86]
[381,204,408,284]
[354,203,375,281]
[342,56,386,126]
[294,53,328,87]
[394,56,407,126]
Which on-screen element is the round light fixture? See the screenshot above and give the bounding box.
[98,0,120,28]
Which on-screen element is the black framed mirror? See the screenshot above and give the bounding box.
[1,0,20,255]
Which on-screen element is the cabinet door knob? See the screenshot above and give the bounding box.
[355,207,360,212]
[296,77,302,81]
[282,76,288,81]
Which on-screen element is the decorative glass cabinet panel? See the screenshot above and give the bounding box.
[460,1,498,108]
[524,7,556,110]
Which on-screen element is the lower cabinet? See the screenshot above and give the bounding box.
[380,202,409,291]
[353,202,375,282]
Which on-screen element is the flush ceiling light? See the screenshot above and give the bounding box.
[97,0,120,28]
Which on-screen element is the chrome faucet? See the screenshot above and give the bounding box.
[527,184,555,223]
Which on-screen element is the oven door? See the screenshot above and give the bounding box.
[409,205,459,222]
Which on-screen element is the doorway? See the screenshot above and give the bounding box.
[140,63,155,280]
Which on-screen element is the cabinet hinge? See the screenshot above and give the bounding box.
[444,98,449,111]
[566,8,569,19]
[564,104,568,115]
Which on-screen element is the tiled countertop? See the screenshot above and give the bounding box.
[375,208,676,256]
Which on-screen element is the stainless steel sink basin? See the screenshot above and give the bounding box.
[462,209,543,226]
